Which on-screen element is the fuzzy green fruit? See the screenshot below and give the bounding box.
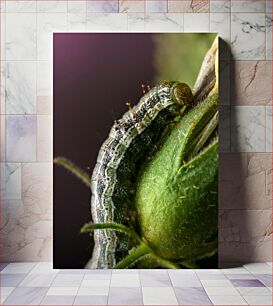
[135,94,218,262]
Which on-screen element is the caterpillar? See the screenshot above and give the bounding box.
[89,81,193,269]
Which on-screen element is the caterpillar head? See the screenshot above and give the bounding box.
[173,83,193,106]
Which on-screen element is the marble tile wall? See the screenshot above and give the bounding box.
[0,0,272,263]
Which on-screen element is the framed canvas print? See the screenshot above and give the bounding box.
[53,33,219,269]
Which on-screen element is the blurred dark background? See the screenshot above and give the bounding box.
[53,33,216,268]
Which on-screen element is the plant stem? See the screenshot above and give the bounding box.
[54,157,90,188]
[150,253,180,269]
[82,222,182,269]
[180,260,198,269]
[114,243,151,269]
[81,222,143,244]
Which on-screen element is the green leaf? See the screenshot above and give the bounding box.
[54,157,90,189]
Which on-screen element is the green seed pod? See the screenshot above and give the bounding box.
[135,94,218,262]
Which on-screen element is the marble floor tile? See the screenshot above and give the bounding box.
[111,269,139,274]
[210,0,231,13]
[85,269,111,275]
[230,279,265,287]
[68,13,87,31]
[126,11,144,31]
[140,272,171,287]
[74,295,108,305]
[77,286,109,296]
[6,13,36,60]
[0,287,15,303]
[68,1,86,13]
[37,115,52,162]
[237,286,272,296]
[0,0,5,13]
[225,274,256,280]
[243,294,272,305]
[110,274,140,287]
[266,106,272,152]
[87,0,118,13]
[174,287,212,305]
[196,273,227,280]
[204,286,240,296]
[219,209,272,262]
[184,13,209,32]
[0,263,9,271]
[59,269,85,274]
[195,269,227,280]
[3,287,48,305]
[37,1,68,13]
[108,287,143,305]
[169,270,202,287]
[266,0,272,12]
[201,279,234,287]
[0,261,272,305]
[144,13,183,32]
[140,269,168,275]
[119,1,145,13]
[29,263,59,274]
[146,0,167,13]
[37,13,67,60]
[83,273,111,280]
[254,274,273,287]
[168,0,209,13]
[6,1,36,13]
[1,273,27,287]
[37,61,51,97]
[210,13,231,58]
[37,96,52,115]
[3,163,21,199]
[40,295,75,305]
[231,61,272,106]
[231,106,265,152]
[52,274,84,287]
[170,278,203,287]
[266,14,272,60]
[6,115,36,162]
[46,286,78,296]
[231,13,266,60]
[19,273,56,287]
[244,262,272,274]
[87,13,127,32]
[231,0,266,13]
[168,269,196,277]
[1,263,36,274]
[142,287,178,305]
[1,13,6,61]
[208,294,248,305]
[81,279,110,287]
[6,61,36,114]
[1,65,5,114]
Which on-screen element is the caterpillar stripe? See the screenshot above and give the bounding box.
[89,81,193,269]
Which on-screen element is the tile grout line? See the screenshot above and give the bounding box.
[35,0,38,165]
[194,268,217,305]
[4,6,6,164]
[71,270,85,306]
[106,269,113,306]
[138,270,144,306]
